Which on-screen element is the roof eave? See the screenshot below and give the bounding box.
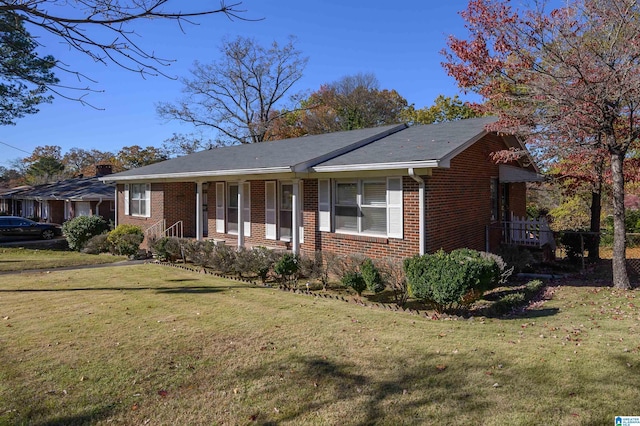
[312,160,442,173]
[100,166,293,182]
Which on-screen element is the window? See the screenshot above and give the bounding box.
[227,183,239,234]
[125,183,150,217]
[216,182,251,236]
[265,181,303,241]
[280,183,293,239]
[332,178,401,237]
[490,178,499,222]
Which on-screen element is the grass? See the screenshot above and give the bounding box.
[0,265,638,425]
[0,247,126,272]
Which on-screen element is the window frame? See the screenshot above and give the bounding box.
[333,178,389,237]
[127,183,151,218]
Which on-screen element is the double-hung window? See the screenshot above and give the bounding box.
[124,183,150,217]
[329,178,403,238]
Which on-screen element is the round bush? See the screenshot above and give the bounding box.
[404,249,501,313]
[62,216,110,251]
[107,224,144,256]
[81,233,110,254]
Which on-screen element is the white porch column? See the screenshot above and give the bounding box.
[237,181,245,249]
[196,181,203,241]
[291,179,300,255]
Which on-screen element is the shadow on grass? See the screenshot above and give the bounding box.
[236,354,489,425]
[0,285,254,294]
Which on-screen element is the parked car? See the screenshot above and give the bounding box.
[0,216,62,240]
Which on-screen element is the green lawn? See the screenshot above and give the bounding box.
[0,263,638,425]
[0,247,126,272]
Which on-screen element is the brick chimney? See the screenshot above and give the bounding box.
[95,164,113,176]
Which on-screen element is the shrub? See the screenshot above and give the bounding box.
[62,215,110,251]
[524,279,544,295]
[490,292,526,316]
[361,258,385,293]
[377,257,408,307]
[151,237,184,262]
[297,251,323,281]
[274,253,299,287]
[182,240,215,270]
[496,245,536,273]
[234,246,276,280]
[81,233,110,254]
[341,271,367,296]
[559,231,598,264]
[107,224,144,257]
[251,247,277,283]
[404,249,501,313]
[209,243,236,274]
[480,252,513,284]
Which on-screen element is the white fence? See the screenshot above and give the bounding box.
[504,214,556,249]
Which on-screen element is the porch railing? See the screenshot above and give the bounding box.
[165,221,183,238]
[145,219,184,240]
[503,214,556,249]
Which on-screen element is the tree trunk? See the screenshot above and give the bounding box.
[610,151,631,289]
[588,190,601,261]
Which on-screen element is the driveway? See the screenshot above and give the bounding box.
[0,236,68,249]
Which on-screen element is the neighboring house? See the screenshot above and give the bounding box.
[101,117,544,259]
[0,165,116,224]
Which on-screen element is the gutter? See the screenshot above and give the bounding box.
[408,168,425,255]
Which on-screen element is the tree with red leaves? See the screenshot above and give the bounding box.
[443,0,640,289]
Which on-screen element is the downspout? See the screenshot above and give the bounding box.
[96,197,103,218]
[408,168,425,256]
[114,188,118,227]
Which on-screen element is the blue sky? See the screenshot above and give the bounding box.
[0,0,473,167]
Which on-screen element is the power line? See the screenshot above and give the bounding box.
[0,140,30,155]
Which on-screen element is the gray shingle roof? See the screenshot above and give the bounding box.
[103,117,500,181]
[1,177,115,201]
[313,116,498,168]
[106,124,405,180]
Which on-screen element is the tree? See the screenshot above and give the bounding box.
[0,10,58,125]
[25,156,65,184]
[268,73,409,139]
[443,0,640,289]
[116,145,167,170]
[157,36,308,145]
[309,73,409,132]
[161,132,215,158]
[0,1,247,103]
[62,148,116,176]
[402,95,480,125]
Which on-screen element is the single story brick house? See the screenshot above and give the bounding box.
[101,117,543,259]
[0,166,116,224]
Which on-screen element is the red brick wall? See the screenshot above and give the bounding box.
[163,182,196,237]
[425,133,525,253]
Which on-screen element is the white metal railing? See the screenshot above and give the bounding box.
[145,219,183,240]
[165,221,183,238]
[145,219,166,240]
[505,214,556,249]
